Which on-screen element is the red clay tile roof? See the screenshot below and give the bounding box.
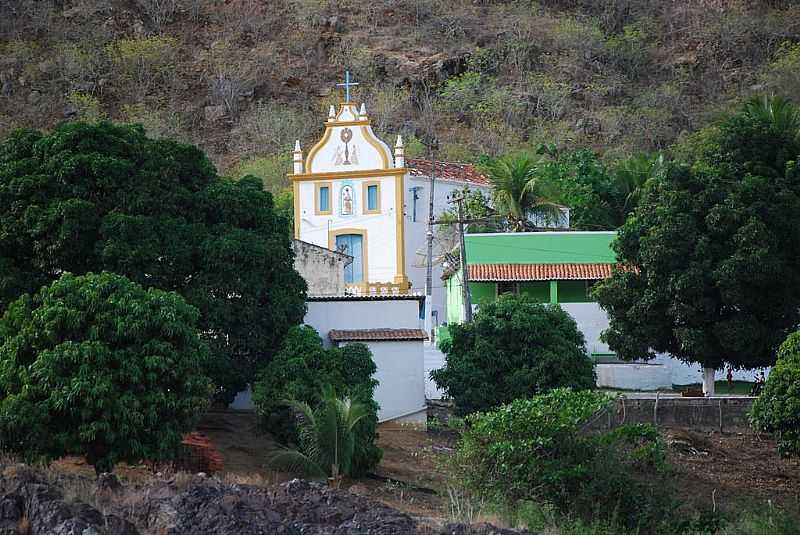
[406,159,490,186]
[329,328,429,342]
[469,263,614,281]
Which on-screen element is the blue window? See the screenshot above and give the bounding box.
[319,186,330,212]
[367,184,378,211]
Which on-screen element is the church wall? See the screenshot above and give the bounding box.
[297,175,400,284]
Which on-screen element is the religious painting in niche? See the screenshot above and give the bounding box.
[341,185,354,215]
[333,128,359,166]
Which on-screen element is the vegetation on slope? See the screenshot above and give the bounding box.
[2,0,800,191]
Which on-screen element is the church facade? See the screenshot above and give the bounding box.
[291,101,410,295]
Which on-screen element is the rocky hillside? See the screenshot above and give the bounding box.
[2,0,800,191]
[0,463,530,534]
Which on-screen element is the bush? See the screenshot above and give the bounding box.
[751,331,800,457]
[0,272,212,473]
[453,388,673,532]
[431,294,595,415]
[252,326,382,475]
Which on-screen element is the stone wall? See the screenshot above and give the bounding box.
[586,396,756,433]
[292,240,351,296]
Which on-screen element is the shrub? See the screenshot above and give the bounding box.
[0,272,212,473]
[431,294,595,415]
[453,388,673,532]
[252,326,382,475]
[751,331,800,457]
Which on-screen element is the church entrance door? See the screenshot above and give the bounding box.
[336,234,364,283]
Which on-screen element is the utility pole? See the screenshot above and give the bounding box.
[451,193,473,322]
[424,141,437,336]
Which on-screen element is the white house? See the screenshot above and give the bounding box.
[305,295,428,424]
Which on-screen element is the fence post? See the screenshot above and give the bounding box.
[654,392,659,426]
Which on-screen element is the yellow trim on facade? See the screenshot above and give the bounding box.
[329,228,368,284]
[293,180,300,239]
[328,120,371,127]
[304,127,333,172]
[314,182,333,216]
[394,173,408,287]
[362,180,381,214]
[290,168,406,181]
[359,125,390,169]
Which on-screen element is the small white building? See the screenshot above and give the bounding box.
[305,295,428,424]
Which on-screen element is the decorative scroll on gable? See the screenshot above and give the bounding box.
[304,103,394,174]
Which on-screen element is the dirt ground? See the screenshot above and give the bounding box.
[663,428,800,512]
[52,410,800,528]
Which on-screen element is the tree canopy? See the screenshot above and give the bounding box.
[0,272,211,473]
[595,96,800,374]
[0,122,306,401]
[431,294,595,415]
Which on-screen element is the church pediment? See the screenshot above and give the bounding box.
[304,103,394,174]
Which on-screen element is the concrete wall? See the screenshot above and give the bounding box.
[353,340,427,423]
[292,240,349,296]
[304,298,426,424]
[586,397,756,433]
[305,298,423,349]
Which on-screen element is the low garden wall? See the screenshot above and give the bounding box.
[586,396,756,433]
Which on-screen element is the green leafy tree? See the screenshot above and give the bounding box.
[0,272,211,473]
[252,326,382,475]
[751,332,800,457]
[595,97,800,394]
[538,147,621,230]
[481,154,563,231]
[431,294,595,415]
[267,386,370,479]
[454,388,673,532]
[0,122,306,402]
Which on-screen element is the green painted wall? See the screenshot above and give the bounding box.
[464,232,616,265]
[520,281,549,302]
[558,281,593,303]
[446,273,464,325]
[470,282,495,305]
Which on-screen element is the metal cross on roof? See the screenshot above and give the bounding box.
[336,71,359,102]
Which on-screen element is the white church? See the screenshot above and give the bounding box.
[279,77,494,424]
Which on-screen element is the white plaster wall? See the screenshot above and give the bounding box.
[560,303,613,356]
[307,106,393,174]
[357,340,427,423]
[304,299,423,349]
[424,343,447,400]
[403,176,491,328]
[304,299,426,423]
[297,175,400,283]
[596,363,673,390]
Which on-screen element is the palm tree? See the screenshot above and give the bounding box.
[743,95,800,140]
[482,154,563,232]
[267,386,370,483]
[612,153,665,222]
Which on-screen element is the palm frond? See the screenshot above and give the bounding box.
[266,448,326,478]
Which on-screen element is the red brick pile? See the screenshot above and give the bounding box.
[180,432,224,474]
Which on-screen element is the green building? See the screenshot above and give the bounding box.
[444,231,617,325]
